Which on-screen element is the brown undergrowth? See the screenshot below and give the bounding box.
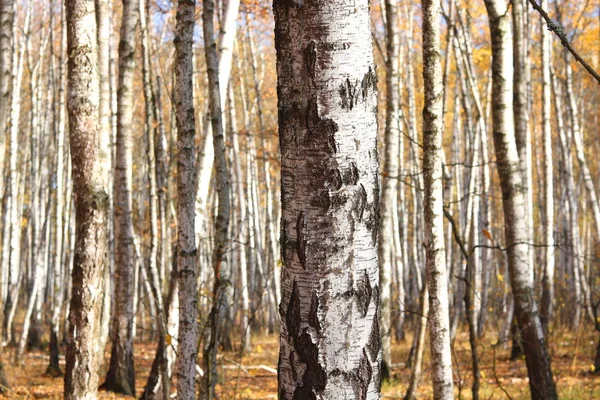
[0,325,598,399]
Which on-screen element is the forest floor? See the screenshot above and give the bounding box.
[1,325,599,399]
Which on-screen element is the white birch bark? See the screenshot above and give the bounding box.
[102,0,138,394]
[274,1,381,398]
[378,0,400,371]
[483,1,557,398]
[422,1,454,398]
[539,0,555,331]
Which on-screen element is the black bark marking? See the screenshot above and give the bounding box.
[290,351,298,382]
[358,183,367,221]
[340,78,359,110]
[361,66,378,100]
[355,270,372,317]
[355,348,373,399]
[293,330,327,397]
[363,203,379,246]
[305,98,338,154]
[286,281,301,338]
[366,310,380,361]
[304,41,317,80]
[326,166,343,190]
[296,212,307,269]
[309,291,321,334]
[343,161,360,186]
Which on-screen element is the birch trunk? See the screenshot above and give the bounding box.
[102,0,138,394]
[47,2,67,375]
[139,0,169,396]
[484,1,557,398]
[378,0,400,373]
[403,286,429,400]
[512,0,534,279]
[194,0,239,237]
[539,0,554,332]
[175,0,199,397]
[0,0,11,171]
[4,4,27,339]
[201,0,232,396]
[94,0,113,363]
[64,0,110,396]
[422,1,454,397]
[274,0,381,398]
[566,59,600,241]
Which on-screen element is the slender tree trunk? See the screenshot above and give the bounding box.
[484,1,557,398]
[274,0,382,398]
[539,0,554,333]
[511,0,534,282]
[230,82,251,351]
[102,0,138,394]
[139,0,169,397]
[403,285,429,400]
[422,1,454,397]
[94,0,113,365]
[378,0,400,374]
[201,0,231,397]
[4,3,28,343]
[64,0,110,396]
[0,0,12,175]
[47,2,67,376]
[175,0,199,397]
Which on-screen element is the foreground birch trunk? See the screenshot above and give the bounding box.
[274,0,381,398]
[175,0,199,398]
[483,1,557,398]
[422,1,454,398]
[64,0,110,397]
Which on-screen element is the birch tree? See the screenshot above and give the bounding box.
[274,0,381,398]
[175,0,199,397]
[201,0,232,396]
[539,0,555,331]
[422,0,454,398]
[64,0,110,396]
[378,0,401,374]
[483,1,557,397]
[102,0,139,394]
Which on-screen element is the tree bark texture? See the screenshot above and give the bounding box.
[64,0,110,397]
[102,0,139,394]
[175,0,198,398]
[422,0,454,398]
[484,1,557,398]
[378,0,400,372]
[274,0,382,398]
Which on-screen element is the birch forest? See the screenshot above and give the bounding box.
[0,0,598,398]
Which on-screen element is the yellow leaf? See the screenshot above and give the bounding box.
[256,344,263,354]
[591,364,596,373]
[497,273,504,283]
[481,370,486,379]
[482,229,493,241]
[165,334,172,345]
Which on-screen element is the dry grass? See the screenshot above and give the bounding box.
[0,324,598,399]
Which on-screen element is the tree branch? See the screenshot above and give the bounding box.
[527,0,600,85]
